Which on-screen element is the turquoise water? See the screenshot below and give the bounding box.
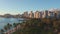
[0,17,24,29]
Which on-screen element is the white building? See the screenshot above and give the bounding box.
[23,11,28,18]
[34,11,41,18]
[29,11,34,18]
[42,10,49,18]
[48,11,55,18]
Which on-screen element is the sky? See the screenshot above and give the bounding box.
[0,0,60,15]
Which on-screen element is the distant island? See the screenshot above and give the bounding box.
[0,14,22,18]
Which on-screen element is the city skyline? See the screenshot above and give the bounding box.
[0,0,60,15]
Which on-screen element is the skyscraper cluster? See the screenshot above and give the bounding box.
[22,9,60,18]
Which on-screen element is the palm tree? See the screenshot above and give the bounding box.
[13,23,17,27]
[4,26,8,31]
[4,23,12,31]
[7,23,12,29]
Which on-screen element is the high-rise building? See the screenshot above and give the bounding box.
[48,11,54,18]
[50,9,60,18]
[54,10,60,18]
[34,11,41,18]
[40,12,42,18]
[23,11,28,18]
[57,11,60,18]
[42,10,49,18]
[29,11,34,18]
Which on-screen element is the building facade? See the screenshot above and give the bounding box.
[42,10,49,18]
[23,11,28,18]
[29,11,34,18]
[34,11,41,18]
